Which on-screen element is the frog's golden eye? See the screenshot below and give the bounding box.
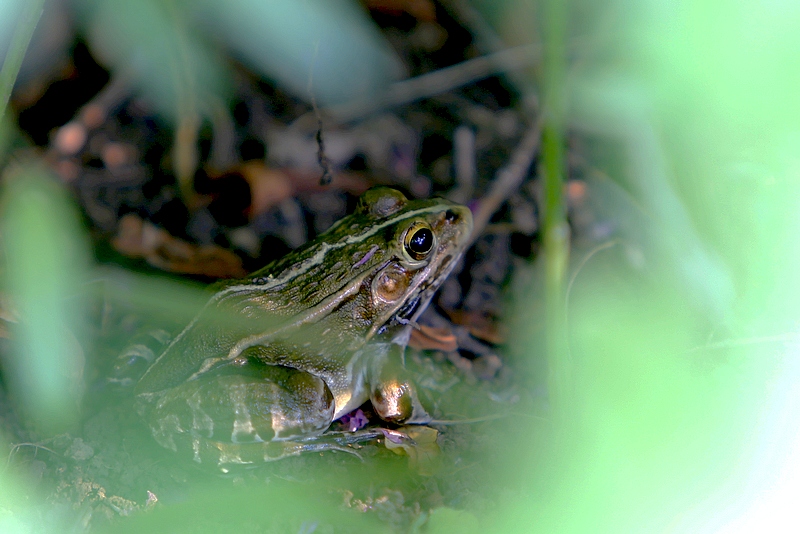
[403,222,435,261]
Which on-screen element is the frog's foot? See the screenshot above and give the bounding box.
[197,429,384,466]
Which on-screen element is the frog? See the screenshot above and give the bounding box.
[134,187,473,466]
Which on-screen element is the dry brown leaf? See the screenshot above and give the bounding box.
[446,309,507,345]
[409,324,458,351]
[239,161,294,217]
[235,162,371,218]
[113,214,245,278]
[383,425,440,474]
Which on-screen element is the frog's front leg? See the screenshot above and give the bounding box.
[137,364,348,465]
[368,342,432,424]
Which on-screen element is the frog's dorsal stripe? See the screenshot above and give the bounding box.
[211,204,448,299]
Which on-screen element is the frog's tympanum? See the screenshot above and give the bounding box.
[134,188,472,465]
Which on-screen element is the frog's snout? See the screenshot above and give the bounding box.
[443,204,472,233]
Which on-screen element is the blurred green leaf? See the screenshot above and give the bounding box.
[193,0,404,107]
[485,0,800,531]
[73,0,234,123]
[1,165,90,435]
[0,0,45,122]
[425,507,481,533]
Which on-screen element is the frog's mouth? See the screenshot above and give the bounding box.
[393,250,460,325]
[395,295,422,323]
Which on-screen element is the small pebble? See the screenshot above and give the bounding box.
[66,438,94,461]
[54,122,87,155]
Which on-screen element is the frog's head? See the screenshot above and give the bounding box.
[340,187,473,342]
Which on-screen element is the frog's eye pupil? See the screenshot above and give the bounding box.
[410,228,432,252]
[405,226,433,259]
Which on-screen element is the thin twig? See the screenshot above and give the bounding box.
[314,115,333,186]
[440,0,538,107]
[308,41,333,185]
[469,118,543,246]
[329,43,540,122]
[449,125,476,204]
[386,44,539,107]
[565,240,620,315]
[0,0,46,123]
[5,441,59,469]
[563,240,620,368]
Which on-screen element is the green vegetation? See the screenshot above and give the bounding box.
[2,0,799,531]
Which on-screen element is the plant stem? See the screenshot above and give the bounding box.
[0,0,46,123]
[541,0,570,419]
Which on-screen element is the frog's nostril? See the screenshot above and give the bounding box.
[444,209,458,222]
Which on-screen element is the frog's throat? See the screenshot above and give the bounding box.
[395,246,463,327]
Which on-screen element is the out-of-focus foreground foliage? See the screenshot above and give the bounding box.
[1,0,799,532]
[491,0,800,532]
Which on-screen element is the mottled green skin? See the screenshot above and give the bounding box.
[135,188,472,464]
